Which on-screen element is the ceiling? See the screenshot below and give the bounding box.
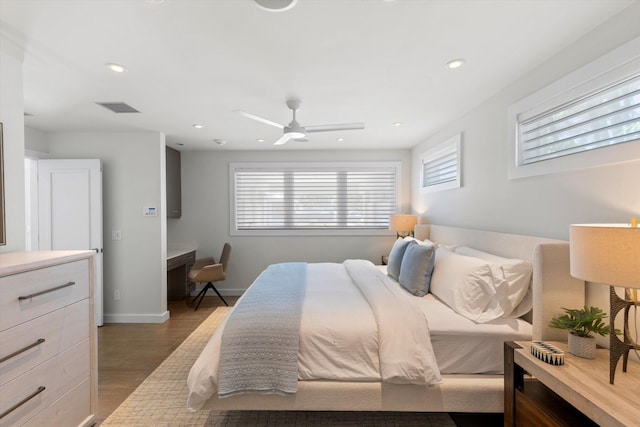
[0,0,635,151]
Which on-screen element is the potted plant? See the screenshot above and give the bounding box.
[548,306,614,359]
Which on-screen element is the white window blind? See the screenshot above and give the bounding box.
[508,36,640,179]
[231,162,399,235]
[519,73,640,165]
[420,133,461,193]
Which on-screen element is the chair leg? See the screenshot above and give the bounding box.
[191,284,210,311]
[192,282,228,310]
[209,283,229,307]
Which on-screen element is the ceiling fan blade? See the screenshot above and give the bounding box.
[273,134,293,145]
[305,123,366,133]
[234,110,284,129]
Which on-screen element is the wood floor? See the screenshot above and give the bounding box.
[96,295,237,425]
[96,295,502,427]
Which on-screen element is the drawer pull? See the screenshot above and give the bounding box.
[18,281,75,301]
[0,338,46,364]
[0,386,46,420]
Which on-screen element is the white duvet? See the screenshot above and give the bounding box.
[187,260,442,411]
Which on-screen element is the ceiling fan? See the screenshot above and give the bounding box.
[235,99,365,145]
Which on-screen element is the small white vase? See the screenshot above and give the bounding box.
[568,333,596,359]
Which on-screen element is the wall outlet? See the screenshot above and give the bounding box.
[112,230,122,240]
[114,289,121,300]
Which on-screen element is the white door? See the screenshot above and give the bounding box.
[38,159,104,326]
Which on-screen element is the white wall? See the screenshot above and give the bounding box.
[411,4,640,240]
[24,126,50,154]
[48,131,168,323]
[0,46,26,253]
[167,149,411,293]
[411,3,640,348]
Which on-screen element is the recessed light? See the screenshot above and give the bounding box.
[393,122,403,127]
[336,138,345,142]
[257,138,265,142]
[106,63,126,73]
[446,59,465,69]
[144,0,165,3]
[192,124,204,129]
[254,0,297,12]
[214,139,227,146]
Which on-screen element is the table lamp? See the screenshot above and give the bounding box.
[389,214,418,239]
[569,223,640,384]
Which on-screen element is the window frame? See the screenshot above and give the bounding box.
[229,161,401,236]
[420,133,462,193]
[508,36,640,180]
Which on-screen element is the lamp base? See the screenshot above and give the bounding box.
[609,286,639,384]
[395,231,415,239]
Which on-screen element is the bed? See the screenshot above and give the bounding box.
[187,224,585,413]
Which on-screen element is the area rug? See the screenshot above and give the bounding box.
[101,307,456,427]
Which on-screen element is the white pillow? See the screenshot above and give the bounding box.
[454,246,532,318]
[430,247,506,323]
[418,237,436,247]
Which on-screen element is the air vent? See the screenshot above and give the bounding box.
[96,102,140,113]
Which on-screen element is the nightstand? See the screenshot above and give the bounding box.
[504,341,640,427]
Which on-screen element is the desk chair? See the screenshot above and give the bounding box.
[189,243,231,310]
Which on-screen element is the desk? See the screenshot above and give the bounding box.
[167,248,196,300]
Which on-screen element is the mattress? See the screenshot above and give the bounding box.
[374,265,532,374]
[418,294,531,373]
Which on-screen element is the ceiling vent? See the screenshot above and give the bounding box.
[96,102,140,113]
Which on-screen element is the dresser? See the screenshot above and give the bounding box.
[0,251,97,427]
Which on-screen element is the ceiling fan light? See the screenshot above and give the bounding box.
[286,131,305,139]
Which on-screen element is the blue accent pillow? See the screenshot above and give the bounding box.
[387,238,415,281]
[398,243,436,297]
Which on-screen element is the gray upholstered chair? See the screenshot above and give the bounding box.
[189,243,231,310]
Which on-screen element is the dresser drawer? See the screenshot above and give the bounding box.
[0,339,90,427]
[0,299,90,386]
[23,378,92,427]
[0,259,89,332]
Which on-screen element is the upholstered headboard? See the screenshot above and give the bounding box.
[415,224,585,341]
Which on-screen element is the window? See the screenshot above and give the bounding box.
[519,75,639,165]
[420,133,461,193]
[509,36,640,179]
[230,162,400,235]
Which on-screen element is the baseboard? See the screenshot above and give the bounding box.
[103,310,170,324]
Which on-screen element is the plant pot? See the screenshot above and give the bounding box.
[568,333,596,359]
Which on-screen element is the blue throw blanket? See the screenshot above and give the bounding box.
[217,262,307,398]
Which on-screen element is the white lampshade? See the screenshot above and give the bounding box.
[389,214,418,232]
[570,224,640,289]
